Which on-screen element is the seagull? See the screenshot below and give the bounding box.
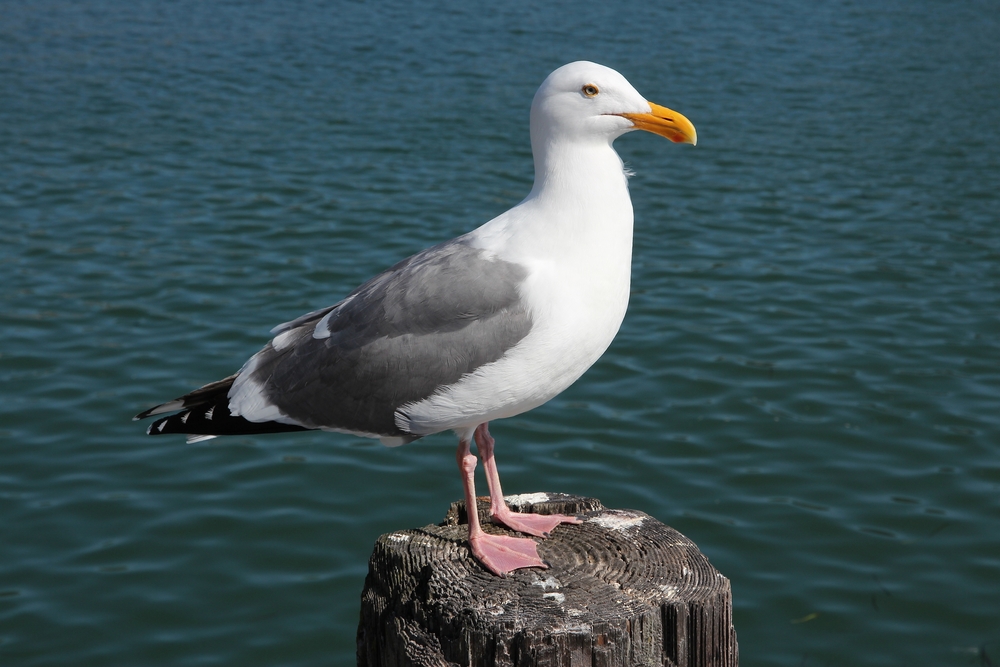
[135,61,696,576]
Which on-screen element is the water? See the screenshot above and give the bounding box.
[2,1,999,665]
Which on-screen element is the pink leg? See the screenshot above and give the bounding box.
[474,423,582,537]
[456,435,546,575]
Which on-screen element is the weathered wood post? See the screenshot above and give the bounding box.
[357,493,738,667]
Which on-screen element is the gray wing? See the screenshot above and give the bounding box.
[232,238,533,438]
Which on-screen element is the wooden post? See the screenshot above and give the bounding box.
[357,493,738,667]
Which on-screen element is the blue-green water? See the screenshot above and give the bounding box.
[3,1,999,665]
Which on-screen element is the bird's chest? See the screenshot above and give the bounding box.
[518,242,632,377]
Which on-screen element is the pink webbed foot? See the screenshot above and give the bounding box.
[491,507,582,538]
[469,531,547,575]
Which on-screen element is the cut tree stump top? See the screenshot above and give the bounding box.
[358,493,738,667]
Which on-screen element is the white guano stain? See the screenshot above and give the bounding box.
[659,584,679,599]
[505,492,550,506]
[590,510,645,532]
[532,574,561,591]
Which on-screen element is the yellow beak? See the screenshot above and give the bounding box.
[617,102,697,146]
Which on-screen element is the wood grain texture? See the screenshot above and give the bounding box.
[358,494,738,667]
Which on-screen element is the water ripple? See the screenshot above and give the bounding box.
[3,1,1000,665]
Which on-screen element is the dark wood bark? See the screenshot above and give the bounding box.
[358,493,738,667]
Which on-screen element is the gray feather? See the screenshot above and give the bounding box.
[242,238,532,437]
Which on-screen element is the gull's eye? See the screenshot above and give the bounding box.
[581,84,600,98]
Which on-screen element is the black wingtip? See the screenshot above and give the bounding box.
[144,402,311,439]
[136,374,310,439]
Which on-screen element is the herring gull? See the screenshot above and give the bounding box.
[135,61,697,575]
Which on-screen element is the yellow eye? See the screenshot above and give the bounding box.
[581,84,600,98]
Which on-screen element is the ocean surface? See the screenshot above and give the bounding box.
[2,1,999,665]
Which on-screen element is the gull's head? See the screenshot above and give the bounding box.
[530,61,697,147]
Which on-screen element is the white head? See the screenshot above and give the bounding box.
[530,61,697,151]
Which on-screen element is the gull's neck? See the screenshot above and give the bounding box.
[529,137,630,202]
[475,137,634,258]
